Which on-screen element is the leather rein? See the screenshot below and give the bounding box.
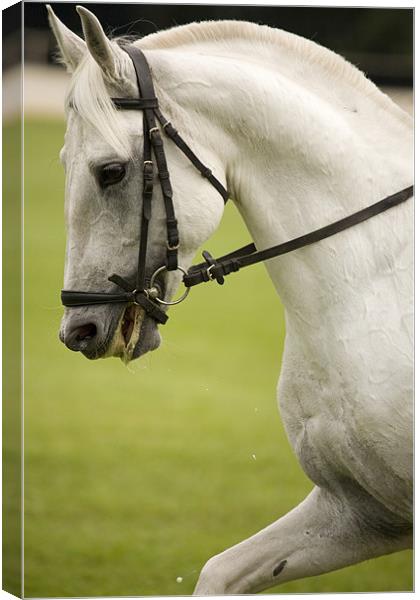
[61,45,414,324]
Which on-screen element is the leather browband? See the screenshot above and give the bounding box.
[112,97,159,109]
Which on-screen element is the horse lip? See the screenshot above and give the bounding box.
[65,277,165,361]
[81,326,115,359]
[100,303,143,361]
[104,309,161,361]
[129,316,161,359]
[101,302,161,362]
[121,304,137,345]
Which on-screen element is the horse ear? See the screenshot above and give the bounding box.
[76,5,121,80]
[47,5,86,72]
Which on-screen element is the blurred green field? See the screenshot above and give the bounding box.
[22,120,412,596]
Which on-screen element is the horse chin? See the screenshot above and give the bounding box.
[102,305,161,363]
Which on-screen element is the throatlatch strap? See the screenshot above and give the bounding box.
[184,185,414,288]
[112,60,229,205]
[154,109,229,203]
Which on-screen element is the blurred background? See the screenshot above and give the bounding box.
[4,2,413,596]
[4,2,414,118]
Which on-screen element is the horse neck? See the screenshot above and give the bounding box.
[145,40,413,330]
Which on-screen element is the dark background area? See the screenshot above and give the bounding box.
[4,2,414,86]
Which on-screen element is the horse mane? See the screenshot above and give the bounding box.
[137,20,409,123]
[66,20,410,156]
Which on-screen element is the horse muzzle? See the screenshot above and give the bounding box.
[59,303,161,362]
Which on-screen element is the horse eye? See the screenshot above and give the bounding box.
[98,163,126,188]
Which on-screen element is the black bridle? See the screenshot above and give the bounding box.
[61,45,413,323]
[61,45,228,324]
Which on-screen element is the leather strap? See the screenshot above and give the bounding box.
[154,110,229,203]
[113,98,159,109]
[60,289,168,324]
[184,185,414,287]
[113,75,229,203]
[124,45,180,273]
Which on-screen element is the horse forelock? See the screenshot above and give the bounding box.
[65,44,134,159]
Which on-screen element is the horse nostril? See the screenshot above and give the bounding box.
[75,323,97,342]
[64,322,97,352]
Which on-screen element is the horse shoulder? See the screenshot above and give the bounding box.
[278,312,412,520]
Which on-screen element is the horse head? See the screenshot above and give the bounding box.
[48,5,226,361]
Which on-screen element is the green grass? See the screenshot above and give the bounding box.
[3,119,23,597]
[22,120,412,596]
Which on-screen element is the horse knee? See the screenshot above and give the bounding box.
[194,555,229,595]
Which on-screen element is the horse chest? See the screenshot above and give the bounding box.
[279,383,350,487]
[277,336,374,487]
[277,335,412,517]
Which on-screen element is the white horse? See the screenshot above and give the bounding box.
[48,5,413,594]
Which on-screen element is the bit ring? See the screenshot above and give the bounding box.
[149,265,190,306]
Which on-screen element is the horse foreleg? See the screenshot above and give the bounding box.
[193,486,411,595]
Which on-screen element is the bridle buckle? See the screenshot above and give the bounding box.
[202,250,225,285]
[206,264,216,281]
[167,241,180,251]
[149,126,159,139]
[131,289,143,306]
